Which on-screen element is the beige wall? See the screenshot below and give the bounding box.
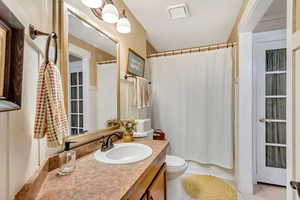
[69,34,115,85]
[146,41,157,55]
[295,0,300,32]
[228,0,250,43]
[0,0,147,199]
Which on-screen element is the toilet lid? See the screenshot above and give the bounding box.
[166,155,186,167]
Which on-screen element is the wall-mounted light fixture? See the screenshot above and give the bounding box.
[81,0,131,34]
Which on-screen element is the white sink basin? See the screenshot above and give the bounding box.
[94,143,153,164]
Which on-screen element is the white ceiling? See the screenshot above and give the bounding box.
[123,0,244,51]
[68,14,116,56]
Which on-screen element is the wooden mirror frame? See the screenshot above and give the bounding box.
[53,1,121,141]
[0,0,25,112]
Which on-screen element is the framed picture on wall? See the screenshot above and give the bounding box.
[0,0,25,112]
[127,48,145,77]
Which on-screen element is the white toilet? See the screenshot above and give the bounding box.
[166,155,189,200]
[166,155,188,180]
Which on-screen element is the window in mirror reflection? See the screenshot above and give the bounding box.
[67,12,118,137]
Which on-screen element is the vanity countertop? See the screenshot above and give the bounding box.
[36,139,169,200]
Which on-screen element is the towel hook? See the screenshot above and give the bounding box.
[29,25,58,65]
[45,33,58,64]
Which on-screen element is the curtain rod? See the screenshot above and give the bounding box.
[147,42,237,58]
[97,59,117,65]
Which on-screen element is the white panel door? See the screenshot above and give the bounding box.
[254,33,287,186]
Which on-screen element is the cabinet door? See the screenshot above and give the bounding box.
[147,165,166,200]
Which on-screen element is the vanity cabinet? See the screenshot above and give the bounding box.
[137,164,166,200]
[125,151,167,200]
[147,164,166,200]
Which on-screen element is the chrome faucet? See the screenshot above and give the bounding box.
[101,132,122,152]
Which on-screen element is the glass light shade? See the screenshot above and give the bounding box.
[81,21,93,29]
[81,0,103,8]
[102,4,119,24]
[116,17,131,34]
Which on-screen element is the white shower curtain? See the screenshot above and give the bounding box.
[150,48,234,169]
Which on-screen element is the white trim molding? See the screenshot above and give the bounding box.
[286,0,295,199]
[238,32,254,194]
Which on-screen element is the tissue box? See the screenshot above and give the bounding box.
[135,119,151,132]
[133,129,154,139]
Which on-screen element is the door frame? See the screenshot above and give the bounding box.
[253,29,287,186]
[288,0,300,198]
[237,0,293,198]
[68,44,91,133]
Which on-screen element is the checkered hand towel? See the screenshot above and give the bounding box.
[34,62,68,147]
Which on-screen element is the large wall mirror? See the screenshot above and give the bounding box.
[56,2,120,140]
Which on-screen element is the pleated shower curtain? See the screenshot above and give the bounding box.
[150,48,234,169]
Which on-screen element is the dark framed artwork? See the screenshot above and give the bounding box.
[127,48,145,77]
[0,0,25,112]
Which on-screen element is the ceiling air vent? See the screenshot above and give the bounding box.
[167,3,189,20]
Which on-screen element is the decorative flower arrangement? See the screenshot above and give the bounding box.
[106,119,119,127]
[120,120,136,132]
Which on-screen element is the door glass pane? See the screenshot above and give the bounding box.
[79,86,83,99]
[266,49,286,72]
[71,101,78,113]
[266,122,286,144]
[71,87,77,99]
[79,72,83,85]
[266,74,286,96]
[70,73,77,85]
[266,98,286,119]
[79,101,83,113]
[71,114,78,127]
[266,146,286,169]
[71,128,78,136]
[79,114,83,128]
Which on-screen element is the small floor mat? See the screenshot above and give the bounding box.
[181,175,237,200]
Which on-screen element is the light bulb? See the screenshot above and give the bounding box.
[81,0,103,8]
[102,4,119,24]
[116,17,131,34]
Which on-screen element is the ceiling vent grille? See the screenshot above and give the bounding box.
[168,3,189,20]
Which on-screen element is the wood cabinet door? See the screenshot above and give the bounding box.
[147,164,166,200]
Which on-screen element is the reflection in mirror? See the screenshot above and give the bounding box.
[0,26,6,97]
[68,12,118,136]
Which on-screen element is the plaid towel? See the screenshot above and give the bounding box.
[34,62,68,147]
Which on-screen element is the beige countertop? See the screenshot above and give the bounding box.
[36,139,169,200]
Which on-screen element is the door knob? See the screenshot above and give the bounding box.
[290,181,300,197]
[259,118,269,123]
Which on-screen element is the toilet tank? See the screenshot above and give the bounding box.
[135,119,151,132]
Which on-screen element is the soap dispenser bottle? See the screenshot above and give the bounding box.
[58,141,76,175]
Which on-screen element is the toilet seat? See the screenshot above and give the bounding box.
[166,155,188,180]
[166,155,186,167]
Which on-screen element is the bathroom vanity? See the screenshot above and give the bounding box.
[33,139,168,200]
